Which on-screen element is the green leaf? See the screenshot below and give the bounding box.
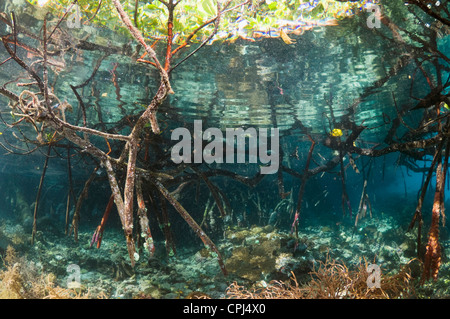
[201,0,217,17]
[268,2,277,10]
[30,0,370,44]
[145,3,164,12]
[310,3,324,18]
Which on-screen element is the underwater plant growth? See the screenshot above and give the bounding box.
[0,0,450,299]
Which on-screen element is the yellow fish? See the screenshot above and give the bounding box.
[280,29,296,45]
[330,128,343,137]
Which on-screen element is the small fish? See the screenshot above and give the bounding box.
[330,128,343,137]
[318,153,327,162]
[314,200,320,207]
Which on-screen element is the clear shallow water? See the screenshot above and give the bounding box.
[0,0,450,299]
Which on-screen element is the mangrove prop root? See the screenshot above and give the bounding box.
[90,194,114,249]
[338,137,352,217]
[158,190,177,256]
[422,124,450,281]
[65,148,75,235]
[104,159,136,267]
[151,177,228,276]
[112,0,173,94]
[291,136,315,237]
[136,178,155,256]
[70,165,99,242]
[409,137,445,259]
[31,145,51,245]
[422,161,443,282]
[191,166,226,218]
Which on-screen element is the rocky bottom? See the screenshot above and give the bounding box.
[1,212,450,299]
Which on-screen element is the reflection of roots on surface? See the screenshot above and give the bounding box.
[224,257,414,299]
